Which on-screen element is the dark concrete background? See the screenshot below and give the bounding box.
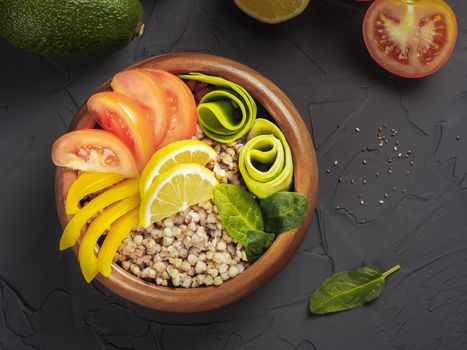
[1,0,467,349]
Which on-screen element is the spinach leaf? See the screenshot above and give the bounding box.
[213,184,264,246]
[245,230,275,263]
[260,191,308,234]
[309,264,400,315]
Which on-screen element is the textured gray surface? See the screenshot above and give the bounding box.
[1,0,467,349]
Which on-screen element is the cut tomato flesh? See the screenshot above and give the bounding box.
[363,0,457,78]
[142,69,197,147]
[51,129,138,178]
[111,70,169,148]
[87,92,156,171]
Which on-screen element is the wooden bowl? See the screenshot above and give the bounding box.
[55,52,319,313]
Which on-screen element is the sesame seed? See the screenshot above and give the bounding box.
[394,146,398,151]
[362,160,367,165]
[355,127,360,133]
[360,200,365,205]
[333,160,338,166]
[379,200,384,204]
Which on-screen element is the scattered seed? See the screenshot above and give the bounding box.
[394,146,398,151]
[407,150,412,154]
[338,177,343,183]
[326,169,331,174]
[393,186,397,192]
[385,139,389,144]
[376,171,380,177]
[402,189,407,193]
[456,136,461,140]
[360,200,365,205]
[355,127,360,133]
[410,160,414,166]
[363,179,367,185]
[384,193,389,198]
[388,169,393,174]
[383,123,387,128]
[378,127,382,132]
[351,179,355,184]
[396,140,400,145]
[379,200,384,205]
[406,170,410,175]
[335,206,341,210]
[388,158,392,163]
[398,153,402,158]
[333,160,338,166]
[362,160,367,165]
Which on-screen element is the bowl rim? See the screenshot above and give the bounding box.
[55,52,319,313]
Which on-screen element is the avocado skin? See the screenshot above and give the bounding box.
[0,0,143,57]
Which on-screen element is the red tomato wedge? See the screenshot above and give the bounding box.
[143,69,197,147]
[87,92,156,170]
[363,0,457,78]
[51,129,138,178]
[111,70,169,148]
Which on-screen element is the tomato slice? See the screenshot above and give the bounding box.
[111,70,169,147]
[51,129,138,178]
[143,69,197,147]
[87,92,156,170]
[363,0,457,78]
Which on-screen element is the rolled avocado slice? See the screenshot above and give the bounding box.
[239,118,293,199]
[180,72,257,143]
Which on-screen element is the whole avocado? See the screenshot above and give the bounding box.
[0,0,144,57]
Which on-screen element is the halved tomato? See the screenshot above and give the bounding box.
[87,92,156,170]
[51,129,138,178]
[143,69,197,147]
[363,0,457,78]
[111,70,169,147]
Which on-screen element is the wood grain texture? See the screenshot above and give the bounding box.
[55,52,318,312]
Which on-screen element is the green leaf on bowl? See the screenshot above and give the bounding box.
[260,191,308,234]
[212,184,263,246]
[245,229,275,263]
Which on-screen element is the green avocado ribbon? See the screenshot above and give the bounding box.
[179,72,256,143]
[239,118,293,199]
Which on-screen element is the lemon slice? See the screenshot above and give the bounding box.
[140,140,218,195]
[140,163,218,227]
[234,0,310,24]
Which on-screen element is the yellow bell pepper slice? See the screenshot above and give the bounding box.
[97,207,139,277]
[65,172,125,215]
[78,194,141,282]
[59,178,139,251]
